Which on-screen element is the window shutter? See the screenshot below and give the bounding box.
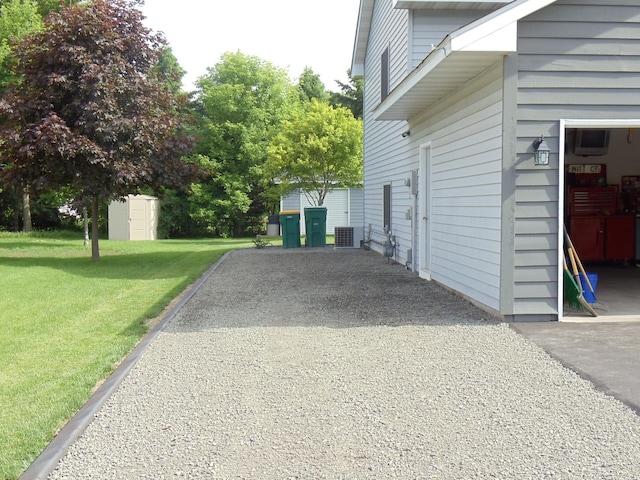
[381,46,389,102]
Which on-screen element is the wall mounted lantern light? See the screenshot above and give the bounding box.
[533,135,550,166]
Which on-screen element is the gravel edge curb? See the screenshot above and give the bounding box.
[19,250,235,480]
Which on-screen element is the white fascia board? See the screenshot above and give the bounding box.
[563,119,640,129]
[450,0,557,52]
[351,0,373,79]
[451,20,517,52]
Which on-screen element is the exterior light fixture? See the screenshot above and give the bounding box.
[533,135,550,166]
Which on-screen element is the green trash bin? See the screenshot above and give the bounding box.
[279,210,301,248]
[304,207,327,247]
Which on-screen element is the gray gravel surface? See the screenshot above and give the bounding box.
[49,248,640,479]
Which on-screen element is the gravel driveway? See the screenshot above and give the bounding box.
[48,248,640,479]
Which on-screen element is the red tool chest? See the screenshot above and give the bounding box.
[567,184,634,261]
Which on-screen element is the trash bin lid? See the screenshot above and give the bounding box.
[279,210,300,215]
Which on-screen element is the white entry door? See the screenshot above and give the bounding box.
[419,144,432,280]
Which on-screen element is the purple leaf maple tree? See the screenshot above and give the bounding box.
[0,0,197,260]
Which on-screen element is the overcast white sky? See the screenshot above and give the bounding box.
[139,0,361,92]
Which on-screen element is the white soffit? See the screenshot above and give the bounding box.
[373,49,508,120]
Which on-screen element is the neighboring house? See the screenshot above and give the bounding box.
[352,0,640,321]
[281,187,364,235]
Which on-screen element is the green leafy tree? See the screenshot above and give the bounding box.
[32,0,75,17]
[0,0,196,259]
[0,0,77,89]
[189,51,297,236]
[297,66,328,103]
[155,46,186,95]
[265,99,363,206]
[0,0,44,233]
[0,0,42,89]
[0,0,78,232]
[329,70,363,119]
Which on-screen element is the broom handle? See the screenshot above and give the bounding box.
[564,227,596,294]
[568,248,580,280]
[574,249,595,294]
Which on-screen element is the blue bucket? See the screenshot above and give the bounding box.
[579,273,598,304]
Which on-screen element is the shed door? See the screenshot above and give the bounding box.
[129,198,148,240]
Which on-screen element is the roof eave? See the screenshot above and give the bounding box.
[373,26,516,121]
[372,0,558,121]
[351,0,374,79]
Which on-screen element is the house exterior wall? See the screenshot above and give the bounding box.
[363,0,411,253]
[511,0,640,319]
[363,0,504,311]
[411,65,504,311]
[410,10,484,69]
[360,0,640,320]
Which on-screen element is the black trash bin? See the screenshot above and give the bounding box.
[266,214,280,236]
[279,210,301,248]
[304,207,327,247]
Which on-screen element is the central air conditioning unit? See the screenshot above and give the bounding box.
[334,226,364,248]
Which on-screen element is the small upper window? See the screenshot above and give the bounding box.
[381,46,390,102]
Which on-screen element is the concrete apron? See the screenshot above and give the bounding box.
[511,321,640,416]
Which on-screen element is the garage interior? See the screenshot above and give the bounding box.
[563,126,640,322]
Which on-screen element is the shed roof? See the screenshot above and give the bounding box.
[351,0,558,121]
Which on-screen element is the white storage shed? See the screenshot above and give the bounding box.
[108,195,160,241]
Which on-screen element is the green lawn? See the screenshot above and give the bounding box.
[0,232,257,479]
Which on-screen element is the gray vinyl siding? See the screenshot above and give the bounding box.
[362,1,505,296]
[363,0,413,260]
[349,188,365,226]
[513,0,640,318]
[281,194,299,212]
[410,10,484,69]
[412,66,504,311]
[359,0,640,320]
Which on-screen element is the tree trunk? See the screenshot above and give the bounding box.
[91,197,100,262]
[83,207,89,247]
[22,189,32,232]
